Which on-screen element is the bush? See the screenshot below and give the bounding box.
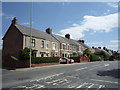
[31,57,60,64]
[90,53,100,61]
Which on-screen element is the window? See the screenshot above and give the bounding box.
[41,40,44,48]
[68,45,70,50]
[46,43,49,49]
[31,39,35,47]
[52,43,57,50]
[62,44,66,50]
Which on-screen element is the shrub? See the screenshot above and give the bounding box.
[19,47,36,60]
[90,53,100,61]
[31,57,60,64]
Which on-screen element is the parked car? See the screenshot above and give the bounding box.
[59,57,74,64]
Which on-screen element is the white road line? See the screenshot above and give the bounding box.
[30,73,64,82]
[91,79,118,84]
[75,67,88,71]
[98,85,104,89]
[46,79,62,84]
[76,82,87,88]
[104,64,109,67]
[87,84,94,88]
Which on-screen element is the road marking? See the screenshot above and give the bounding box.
[98,85,105,89]
[75,67,88,71]
[91,79,118,84]
[87,84,94,88]
[46,79,62,84]
[30,73,64,82]
[104,64,109,67]
[76,82,87,88]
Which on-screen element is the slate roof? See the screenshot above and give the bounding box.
[52,34,69,44]
[15,24,58,42]
[79,42,91,49]
[15,24,90,48]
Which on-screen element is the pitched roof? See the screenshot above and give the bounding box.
[79,42,91,49]
[52,34,69,44]
[15,24,58,42]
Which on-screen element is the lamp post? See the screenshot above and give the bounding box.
[30,1,32,68]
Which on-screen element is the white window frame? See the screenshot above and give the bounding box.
[46,42,49,49]
[52,43,57,50]
[41,40,45,48]
[31,39,35,47]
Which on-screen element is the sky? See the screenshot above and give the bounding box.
[1,2,119,51]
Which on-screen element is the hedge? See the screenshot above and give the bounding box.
[31,57,60,64]
[90,53,100,61]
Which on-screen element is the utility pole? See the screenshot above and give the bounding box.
[30,1,32,68]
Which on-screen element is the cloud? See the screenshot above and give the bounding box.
[110,40,120,43]
[59,13,118,39]
[21,21,34,25]
[87,42,103,45]
[103,9,111,15]
[2,12,15,19]
[107,2,118,8]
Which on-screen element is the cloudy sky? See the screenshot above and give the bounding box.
[1,2,119,51]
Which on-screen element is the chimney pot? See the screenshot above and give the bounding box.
[12,17,18,24]
[81,40,84,43]
[46,28,52,34]
[65,34,70,39]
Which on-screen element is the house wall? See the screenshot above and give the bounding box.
[23,35,60,57]
[2,25,23,67]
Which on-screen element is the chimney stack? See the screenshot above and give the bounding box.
[81,40,84,43]
[98,47,101,49]
[65,34,70,39]
[78,40,85,43]
[12,17,18,25]
[46,28,52,34]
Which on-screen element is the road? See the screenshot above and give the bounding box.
[2,61,120,89]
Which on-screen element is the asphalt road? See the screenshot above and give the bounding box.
[2,61,120,89]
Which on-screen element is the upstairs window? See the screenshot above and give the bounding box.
[52,43,57,50]
[46,42,49,49]
[68,45,70,50]
[62,44,66,50]
[41,40,44,48]
[31,39,35,47]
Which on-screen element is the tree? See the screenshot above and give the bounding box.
[83,48,91,56]
[97,51,110,61]
[19,47,32,60]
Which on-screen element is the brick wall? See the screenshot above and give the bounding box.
[2,24,23,67]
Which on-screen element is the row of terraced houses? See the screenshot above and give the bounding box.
[3,17,94,59]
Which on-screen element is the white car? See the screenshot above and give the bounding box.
[59,57,74,64]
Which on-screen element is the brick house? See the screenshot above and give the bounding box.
[2,17,92,67]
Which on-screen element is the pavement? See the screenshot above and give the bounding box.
[2,61,120,89]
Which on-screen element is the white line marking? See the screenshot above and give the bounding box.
[98,85,104,88]
[75,67,88,71]
[91,79,118,84]
[87,84,94,88]
[30,73,64,82]
[46,79,62,84]
[104,64,109,67]
[76,82,87,88]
